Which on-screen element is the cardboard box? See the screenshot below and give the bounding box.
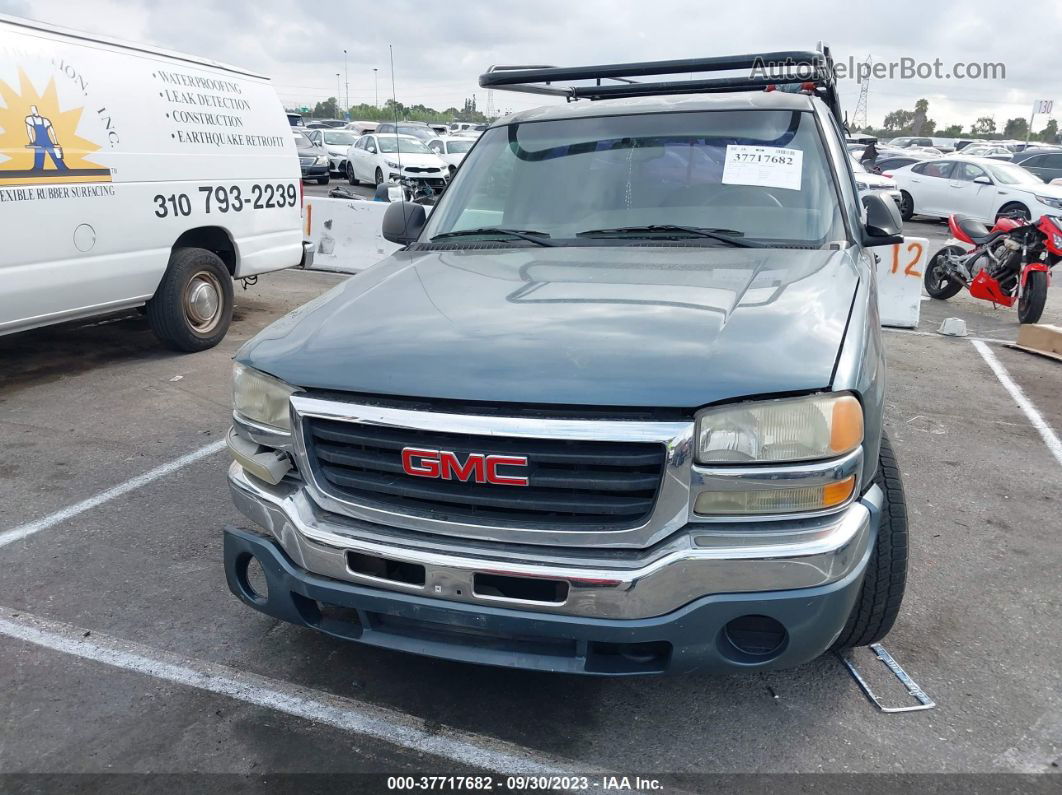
[1011,324,1062,362]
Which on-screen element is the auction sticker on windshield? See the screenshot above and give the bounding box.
[722,145,803,191]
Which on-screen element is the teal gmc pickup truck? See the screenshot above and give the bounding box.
[222,47,910,675]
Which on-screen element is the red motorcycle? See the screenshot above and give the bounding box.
[925,213,1060,324]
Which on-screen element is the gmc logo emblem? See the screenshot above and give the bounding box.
[400,447,529,487]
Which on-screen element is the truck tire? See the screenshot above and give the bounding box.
[832,433,908,649]
[146,247,233,352]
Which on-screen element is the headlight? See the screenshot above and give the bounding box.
[232,364,301,431]
[695,393,863,464]
[385,159,400,169]
[1034,195,1062,209]
[315,155,328,165]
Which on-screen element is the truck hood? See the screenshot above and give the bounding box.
[239,246,860,408]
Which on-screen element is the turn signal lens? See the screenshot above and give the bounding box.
[696,393,863,464]
[694,476,856,516]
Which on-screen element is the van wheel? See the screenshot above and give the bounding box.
[146,248,233,352]
[316,175,330,185]
[346,162,358,185]
[832,433,908,649]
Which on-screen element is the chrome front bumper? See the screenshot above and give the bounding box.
[228,462,879,621]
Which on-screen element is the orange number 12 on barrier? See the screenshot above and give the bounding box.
[890,241,924,278]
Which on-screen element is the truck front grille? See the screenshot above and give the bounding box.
[303,417,666,530]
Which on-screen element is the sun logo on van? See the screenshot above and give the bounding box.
[0,69,112,186]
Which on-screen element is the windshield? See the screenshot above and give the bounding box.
[988,162,1043,185]
[423,110,847,246]
[377,136,431,154]
[293,132,310,147]
[324,131,358,145]
[447,140,475,154]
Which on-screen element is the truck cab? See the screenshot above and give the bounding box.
[224,48,909,675]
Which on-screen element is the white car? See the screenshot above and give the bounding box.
[0,14,305,352]
[306,128,361,174]
[344,134,449,189]
[851,158,902,212]
[426,136,477,176]
[448,122,487,136]
[889,156,1062,223]
[954,143,1013,161]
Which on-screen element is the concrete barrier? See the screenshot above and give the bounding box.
[304,197,400,274]
[876,237,929,328]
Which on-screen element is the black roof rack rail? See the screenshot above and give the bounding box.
[481,44,844,125]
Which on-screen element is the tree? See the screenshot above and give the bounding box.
[911,98,929,135]
[882,109,915,132]
[971,116,996,135]
[1039,118,1058,143]
[1002,117,1029,139]
[942,124,964,137]
[312,97,338,119]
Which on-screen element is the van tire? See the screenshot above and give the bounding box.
[831,433,908,649]
[146,247,233,352]
[316,175,330,185]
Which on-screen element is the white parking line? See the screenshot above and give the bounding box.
[0,439,227,549]
[0,608,587,777]
[971,339,1062,469]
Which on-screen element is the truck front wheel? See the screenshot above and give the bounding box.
[146,247,234,352]
[832,433,909,649]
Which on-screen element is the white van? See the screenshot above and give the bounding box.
[0,14,309,351]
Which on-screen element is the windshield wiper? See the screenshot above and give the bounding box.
[575,225,760,247]
[431,227,557,247]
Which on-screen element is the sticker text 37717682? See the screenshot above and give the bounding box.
[152,183,298,218]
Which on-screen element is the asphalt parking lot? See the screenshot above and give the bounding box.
[1,218,1060,785]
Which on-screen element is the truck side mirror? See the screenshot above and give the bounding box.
[861,193,904,247]
[382,201,427,245]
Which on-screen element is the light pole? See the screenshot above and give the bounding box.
[335,73,341,118]
[373,67,379,109]
[343,49,349,119]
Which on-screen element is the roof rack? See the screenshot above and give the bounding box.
[480,44,844,125]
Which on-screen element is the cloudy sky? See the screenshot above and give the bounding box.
[1,0,1058,132]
